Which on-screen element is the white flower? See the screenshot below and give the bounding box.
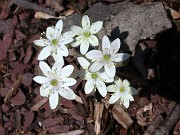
[107,78,137,108]
[33,60,76,109]
[34,20,74,62]
[70,15,103,55]
[77,57,113,97]
[86,35,129,79]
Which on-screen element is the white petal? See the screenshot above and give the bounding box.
[59,87,76,100]
[102,35,110,54]
[86,50,103,60]
[96,80,107,97]
[127,94,134,101]
[110,38,120,54]
[33,76,49,84]
[40,84,51,97]
[59,31,74,45]
[109,93,120,104]
[114,78,123,88]
[111,53,129,62]
[70,25,83,35]
[104,61,115,78]
[123,98,130,108]
[81,15,90,30]
[49,90,59,109]
[52,59,64,71]
[123,79,130,87]
[89,60,104,72]
[46,27,54,40]
[126,87,137,95]
[57,45,69,57]
[84,80,95,94]
[61,78,76,87]
[39,61,51,76]
[55,20,63,38]
[37,46,53,60]
[98,71,114,83]
[88,35,99,46]
[106,85,116,92]
[80,41,89,55]
[33,39,49,47]
[61,31,74,38]
[90,21,103,34]
[77,57,90,69]
[60,65,74,78]
[52,52,64,62]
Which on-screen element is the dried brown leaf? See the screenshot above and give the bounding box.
[4,74,23,103]
[65,9,74,17]
[94,102,104,135]
[34,12,65,20]
[169,8,180,20]
[112,104,133,129]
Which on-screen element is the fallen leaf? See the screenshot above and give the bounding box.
[169,8,180,20]
[65,9,74,17]
[94,102,104,135]
[112,104,133,129]
[34,12,65,20]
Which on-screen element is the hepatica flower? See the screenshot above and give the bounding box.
[33,60,76,109]
[77,57,113,97]
[70,15,103,55]
[107,78,137,108]
[86,35,129,79]
[34,20,74,61]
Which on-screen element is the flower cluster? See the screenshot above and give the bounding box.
[33,15,137,109]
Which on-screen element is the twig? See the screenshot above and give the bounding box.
[49,129,85,135]
[154,103,180,135]
[10,0,56,16]
[31,97,48,111]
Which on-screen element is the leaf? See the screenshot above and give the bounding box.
[112,104,133,129]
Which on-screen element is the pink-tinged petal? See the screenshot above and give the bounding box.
[110,38,120,54]
[85,80,95,94]
[109,93,120,104]
[111,53,129,62]
[102,35,110,54]
[88,35,99,46]
[37,46,53,60]
[80,41,89,55]
[90,21,103,34]
[55,20,63,38]
[77,57,90,69]
[59,87,76,100]
[61,78,76,87]
[33,76,49,84]
[123,79,130,87]
[40,84,52,97]
[33,39,49,47]
[106,85,116,92]
[104,61,115,79]
[60,65,74,78]
[52,52,64,62]
[70,25,83,35]
[86,50,103,60]
[49,90,59,109]
[52,59,64,71]
[46,27,54,40]
[96,80,107,97]
[57,45,69,57]
[89,60,105,72]
[81,15,90,30]
[39,61,51,76]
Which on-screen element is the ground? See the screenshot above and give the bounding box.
[0,0,180,135]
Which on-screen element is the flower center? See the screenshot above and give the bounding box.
[51,39,58,46]
[103,54,110,61]
[119,86,125,93]
[83,32,91,38]
[50,79,58,86]
[91,73,98,79]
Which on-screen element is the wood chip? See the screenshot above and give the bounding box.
[112,104,133,129]
[49,129,85,135]
[34,12,65,20]
[4,74,23,103]
[31,97,48,111]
